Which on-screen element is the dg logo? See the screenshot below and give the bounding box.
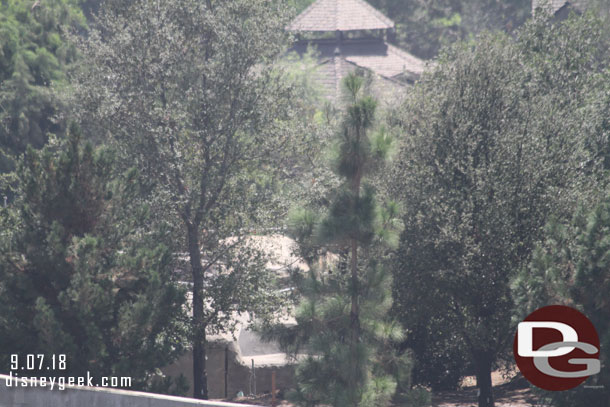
[513,305,600,391]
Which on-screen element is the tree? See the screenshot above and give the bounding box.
[287,0,316,14]
[394,281,471,391]
[70,0,297,398]
[0,0,84,176]
[512,199,610,407]
[0,124,187,390]
[388,13,607,407]
[271,73,404,407]
[370,0,531,59]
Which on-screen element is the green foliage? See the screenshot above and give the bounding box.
[389,12,608,406]
[70,0,300,397]
[513,199,610,406]
[286,0,316,14]
[0,0,84,174]
[399,385,432,407]
[273,46,337,216]
[148,372,191,397]
[368,0,531,58]
[286,261,402,406]
[269,73,405,407]
[0,124,188,390]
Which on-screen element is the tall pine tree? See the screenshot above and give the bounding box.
[277,73,405,407]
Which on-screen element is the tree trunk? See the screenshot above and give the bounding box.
[350,238,359,338]
[188,223,208,399]
[349,173,361,407]
[349,238,360,407]
[475,353,494,407]
[349,172,361,341]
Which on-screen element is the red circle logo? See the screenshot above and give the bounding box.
[513,305,600,391]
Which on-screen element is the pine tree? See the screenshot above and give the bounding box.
[0,124,188,391]
[0,0,84,175]
[281,73,405,407]
[513,199,610,407]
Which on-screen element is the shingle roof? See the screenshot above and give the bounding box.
[531,0,585,15]
[287,0,394,32]
[291,38,424,80]
[290,38,425,101]
[312,57,404,103]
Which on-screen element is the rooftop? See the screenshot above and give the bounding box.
[289,38,425,99]
[287,0,394,32]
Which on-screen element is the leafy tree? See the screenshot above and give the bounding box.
[396,288,471,390]
[273,46,338,212]
[0,0,84,175]
[388,13,607,407]
[513,199,610,407]
[70,0,298,398]
[287,0,315,14]
[0,123,187,390]
[271,73,404,407]
[371,0,531,59]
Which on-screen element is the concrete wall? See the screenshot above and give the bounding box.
[0,374,259,407]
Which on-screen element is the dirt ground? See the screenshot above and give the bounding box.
[431,381,536,407]
[222,370,538,407]
[431,370,537,407]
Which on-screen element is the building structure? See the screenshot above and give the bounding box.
[287,0,425,101]
[162,235,305,400]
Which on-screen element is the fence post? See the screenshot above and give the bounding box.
[251,359,256,396]
[271,370,276,407]
[224,346,228,399]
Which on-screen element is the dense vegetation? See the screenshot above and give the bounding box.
[69,0,300,398]
[1,1,609,407]
[294,0,532,58]
[0,124,187,390]
[270,73,405,406]
[0,0,83,191]
[388,12,609,407]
